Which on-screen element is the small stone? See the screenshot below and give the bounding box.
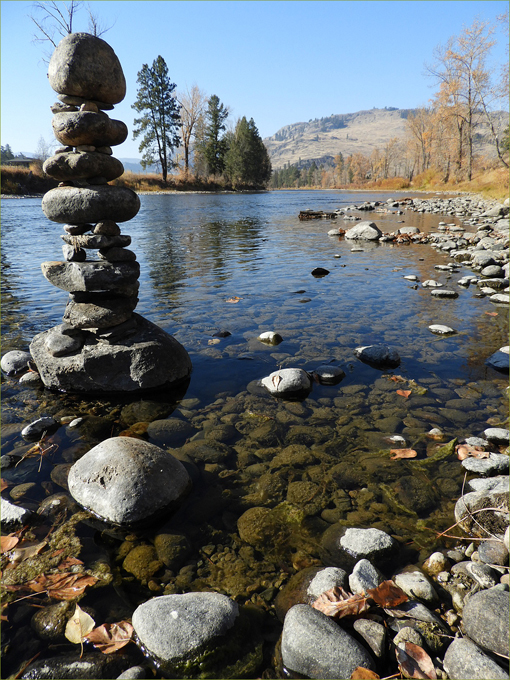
[261,368,312,397]
[486,346,509,373]
[429,324,456,335]
[393,566,438,603]
[1,350,32,375]
[393,626,424,649]
[311,267,330,277]
[348,559,384,593]
[354,344,400,369]
[93,220,121,236]
[430,289,459,298]
[45,327,84,357]
[422,280,443,288]
[99,247,137,262]
[62,244,86,262]
[257,331,283,345]
[306,567,348,599]
[461,452,509,476]
[462,588,510,656]
[1,497,32,531]
[353,618,386,658]
[312,365,346,385]
[484,427,509,445]
[21,416,58,440]
[422,552,450,576]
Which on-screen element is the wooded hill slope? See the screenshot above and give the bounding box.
[263,107,508,170]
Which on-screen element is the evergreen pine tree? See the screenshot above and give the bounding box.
[132,56,181,182]
[203,95,229,176]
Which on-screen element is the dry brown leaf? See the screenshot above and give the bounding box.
[396,389,412,398]
[0,535,19,553]
[350,668,380,680]
[226,296,243,303]
[312,586,371,619]
[366,580,408,608]
[65,604,95,645]
[9,541,47,564]
[271,373,282,388]
[396,641,437,679]
[390,448,417,460]
[388,375,406,382]
[456,444,489,460]
[485,311,498,316]
[1,478,10,492]
[58,556,84,570]
[85,621,134,653]
[28,572,98,600]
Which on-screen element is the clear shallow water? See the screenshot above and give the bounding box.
[1,190,508,677]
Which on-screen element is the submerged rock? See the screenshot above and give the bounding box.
[281,604,375,678]
[354,344,400,369]
[321,526,399,571]
[68,437,191,526]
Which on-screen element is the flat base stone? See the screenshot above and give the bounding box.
[30,313,192,393]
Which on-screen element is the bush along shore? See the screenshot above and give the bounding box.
[1,194,509,680]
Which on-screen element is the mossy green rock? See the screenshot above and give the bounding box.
[123,544,162,581]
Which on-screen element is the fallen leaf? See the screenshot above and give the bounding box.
[65,604,95,645]
[350,668,380,680]
[271,373,282,389]
[226,296,243,303]
[1,478,10,492]
[312,586,371,619]
[390,448,418,460]
[28,572,98,600]
[0,535,19,553]
[85,621,134,653]
[456,444,489,460]
[388,375,406,383]
[366,580,408,608]
[485,311,498,316]
[58,556,84,570]
[396,641,437,679]
[396,389,412,398]
[9,541,47,564]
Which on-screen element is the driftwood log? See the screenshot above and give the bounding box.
[299,210,338,221]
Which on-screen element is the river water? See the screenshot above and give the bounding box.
[1,190,508,676]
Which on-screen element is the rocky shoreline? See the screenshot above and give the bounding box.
[1,194,509,679]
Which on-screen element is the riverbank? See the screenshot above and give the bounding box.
[1,191,508,679]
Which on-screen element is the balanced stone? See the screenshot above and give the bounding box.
[30,314,192,392]
[41,261,140,293]
[52,111,128,147]
[93,220,121,236]
[42,186,140,223]
[68,437,191,525]
[61,233,131,249]
[43,151,124,182]
[62,244,86,262]
[63,293,138,329]
[99,247,137,262]
[48,33,126,105]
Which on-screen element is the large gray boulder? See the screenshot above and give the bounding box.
[62,293,138,329]
[443,637,509,679]
[68,437,191,526]
[454,488,509,539]
[41,261,140,293]
[42,186,140,224]
[48,33,126,105]
[345,221,382,240]
[52,111,128,147]
[30,313,192,393]
[281,604,375,678]
[44,151,124,181]
[462,588,510,657]
[131,593,261,678]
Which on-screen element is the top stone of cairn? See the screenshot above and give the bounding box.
[48,32,126,105]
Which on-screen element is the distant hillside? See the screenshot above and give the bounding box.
[263,107,509,170]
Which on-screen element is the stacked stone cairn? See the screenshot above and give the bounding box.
[30,33,192,392]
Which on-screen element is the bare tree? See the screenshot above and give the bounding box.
[176,85,208,176]
[426,19,503,180]
[30,1,113,62]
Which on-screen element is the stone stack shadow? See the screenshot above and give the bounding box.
[30,32,191,393]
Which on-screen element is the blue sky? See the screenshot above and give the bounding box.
[1,0,508,158]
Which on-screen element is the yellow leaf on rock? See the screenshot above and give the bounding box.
[65,604,95,644]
